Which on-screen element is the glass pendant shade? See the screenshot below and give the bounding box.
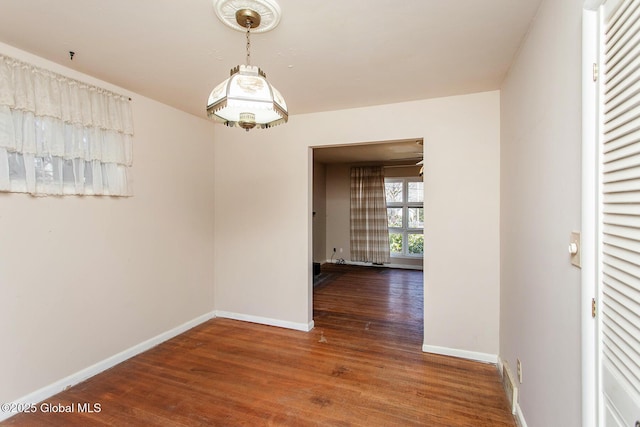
[207,64,288,131]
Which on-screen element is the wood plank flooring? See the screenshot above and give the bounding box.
[3,264,515,426]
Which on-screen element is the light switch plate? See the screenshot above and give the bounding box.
[570,231,581,268]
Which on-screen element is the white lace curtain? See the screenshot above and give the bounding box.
[0,54,133,196]
[350,166,391,264]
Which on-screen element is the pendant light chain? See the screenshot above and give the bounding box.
[245,20,251,66]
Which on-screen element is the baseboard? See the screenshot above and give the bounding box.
[0,310,217,422]
[514,402,528,427]
[324,259,423,271]
[215,310,314,332]
[422,344,498,364]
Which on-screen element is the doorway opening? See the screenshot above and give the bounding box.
[310,139,425,345]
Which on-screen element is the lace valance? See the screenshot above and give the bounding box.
[0,54,134,196]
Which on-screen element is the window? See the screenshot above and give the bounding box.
[0,53,133,196]
[385,178,424,257]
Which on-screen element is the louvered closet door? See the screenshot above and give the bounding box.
[601,0,640,425]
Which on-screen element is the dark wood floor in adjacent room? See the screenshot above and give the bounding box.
[3,264,515,426]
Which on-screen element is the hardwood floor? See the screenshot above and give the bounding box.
[3,264,515,426]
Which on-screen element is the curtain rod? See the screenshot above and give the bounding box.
[0,53,133,102]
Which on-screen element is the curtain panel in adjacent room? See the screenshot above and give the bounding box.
[350,166,391,264]
[0,54,134,196]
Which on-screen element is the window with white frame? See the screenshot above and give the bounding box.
[384,178,424,257]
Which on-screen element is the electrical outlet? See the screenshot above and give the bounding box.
[339,248,343,253]
[517,358,523,384]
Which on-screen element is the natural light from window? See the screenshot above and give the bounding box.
[385,178,424,257]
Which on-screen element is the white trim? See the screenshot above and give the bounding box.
[215,310,314,332]
[584,0,606,10]
[514,403,529,427]
[582,6,600,427]
[422,344,497,364]
[324,259,423,271]
[0,310,217,422]
[389,254,424,261]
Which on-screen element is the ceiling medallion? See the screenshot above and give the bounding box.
[212,0,281,33]
[207,0,287,131]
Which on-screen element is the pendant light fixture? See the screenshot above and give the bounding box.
[207,0,288,131]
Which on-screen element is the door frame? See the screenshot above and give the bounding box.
[582,2,603,426]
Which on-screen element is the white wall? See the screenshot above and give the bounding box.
[0,43,216,405]
[500,0,583,425]
[214,91,501,357]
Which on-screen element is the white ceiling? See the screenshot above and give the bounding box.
[0,0,542,121]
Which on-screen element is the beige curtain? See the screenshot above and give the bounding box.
[350,166,390,264]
